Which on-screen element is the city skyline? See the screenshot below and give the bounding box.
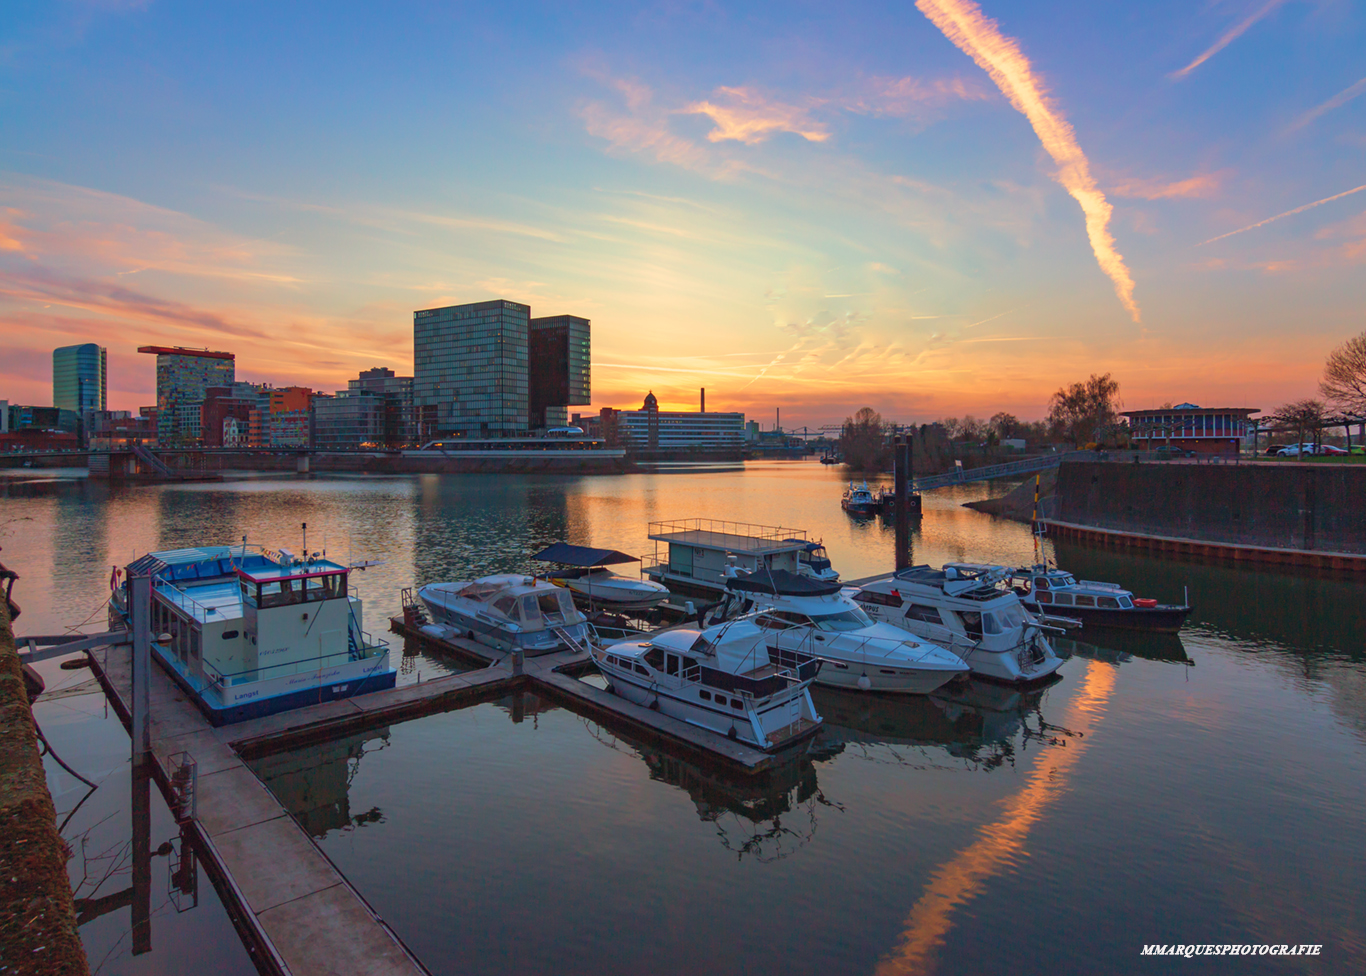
[2,0,1364,425]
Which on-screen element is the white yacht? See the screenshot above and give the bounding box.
[787,540,840,583]
[841,482,879,516]
[418,574,590,655]
[592,618,823,751]
[533,543,669,612]
[109,544,394,725]
[853,565,1064,685]
[715,569,969,694]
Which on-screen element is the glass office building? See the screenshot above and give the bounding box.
[529,315,591,430]
[137,346,235,447]
[52,343,106,413]
[414,300,529,439]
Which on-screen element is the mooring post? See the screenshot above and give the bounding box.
[894,435,911,570]
[129,569,151,761]
[512,648,524,676]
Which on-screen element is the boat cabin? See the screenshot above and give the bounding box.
[644,519,809,597]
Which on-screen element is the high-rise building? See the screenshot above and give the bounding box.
[137,346,235,447]
[348,367,414,446]
[53,344,107,413]
[528,314,591,430]
[314,391,385,450]
[414,300,530,439]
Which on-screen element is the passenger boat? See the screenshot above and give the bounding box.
[853,564,1064,684]
[109,544,395,725]
[995,565,1191,633]
[787,540,839,582]
[713,569,969,694]
[592,618,823,751]
[841,482,879,516]
[418,574,590,655]
[533,543,669,612]
[643,518,815,602]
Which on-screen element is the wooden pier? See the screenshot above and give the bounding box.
[82,612,787,975]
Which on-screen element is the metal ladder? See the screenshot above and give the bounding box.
[552,626,592,656]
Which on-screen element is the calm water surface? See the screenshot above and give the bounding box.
[3,461,1364,974]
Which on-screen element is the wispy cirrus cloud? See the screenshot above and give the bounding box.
[1170,0,1288,80]
[915,0,1141,323]
[1198,183,1366,246]
[1109,171,1227,200]
[685,87,830,145]
[1286,76,1366,133]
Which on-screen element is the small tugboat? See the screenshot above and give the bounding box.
[853,564,1064,685]
[819,454,840,465]
[714,569,969,694]
[418,574,590,654]
[998,565,1191,633]
[533,543,669,612]
[786,539,840,583]
[109,544,395,725]
[592,617,823,751]
[841,482,879,516]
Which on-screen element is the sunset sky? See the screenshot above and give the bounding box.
[3,0,1364,426]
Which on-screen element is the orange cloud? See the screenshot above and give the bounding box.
[840,75,991,117]
[1110,171,1226,200]
[684,86,830,145]
[915,0,1141,323]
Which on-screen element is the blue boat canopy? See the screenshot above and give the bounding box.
[532,543,640,567]
[727,569,842,596]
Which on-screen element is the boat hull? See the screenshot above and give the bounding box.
[419,590,589,655]
[1030,602,1190,633]
[812,658,964,694]
[562,578,668,611]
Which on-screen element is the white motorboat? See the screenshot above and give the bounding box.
[533,542,669,612]
[715,569,969,694]
[841,482,879,516]
[786,539,840,583]
[853,564,1064,684]
[108,544,394,725]
[419,574,590,655]
[592,618,823,751]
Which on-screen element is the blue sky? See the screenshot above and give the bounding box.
[3,0,1363,425]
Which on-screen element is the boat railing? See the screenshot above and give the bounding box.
[647,518,808,546]
[202,642,389,688]
[153,579,221,624]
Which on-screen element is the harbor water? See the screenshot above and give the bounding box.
[4,460,1364,974]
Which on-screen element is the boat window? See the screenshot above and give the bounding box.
[755,614,791,631]
[457,581,502,602]
[537,592,567,620]
[221,630,239,640]
[996,604,1026,629]
[880,669,896,675]
[904,603,943,624]
[633,663,650,676]
[519,596,542,624]
[665,654,680,676]
[1035,591,1053,604]
[689,636,714,655]
[774,611,812,627]
[493,596,517,616]
[1118,596,1133,609]
[1059,576,1076,587]
[833,662,849,670]
[730,698,743,709]
[811,609,872,632]
[1075,595,1096,607]
[238,580,256,607]
[1097,596,1121,608]
[960,611,983,639]
[981,612,1002,636]
[1052,593,1074,606]
[1034,577,1050,589]
[643,647,665,670]
[854,590,900,607]
[699,690,712,701]
[189,629,201,664]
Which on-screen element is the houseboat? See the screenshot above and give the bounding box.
[109,545,395,725]
[593,618,823,751]
[853,564,1064,685]
[643,518,813,602]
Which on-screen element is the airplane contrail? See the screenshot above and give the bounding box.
[915,0,1140,323]
[1171,0,1287,80]
[1286,77,1366,133]
[1197,184,1366,246]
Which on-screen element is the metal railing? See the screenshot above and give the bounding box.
[201,643,387,688]
[647,518,808,547]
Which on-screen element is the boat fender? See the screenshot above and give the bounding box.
[649,699,660,711]
[727,726,738,740]
[857,673,872,691]
[419,624,446,639]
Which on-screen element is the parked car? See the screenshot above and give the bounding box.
[1153,445,1196,458]
[1352,446,1366,456]
[1275,443,1319,457]
[1319,445,1348,455]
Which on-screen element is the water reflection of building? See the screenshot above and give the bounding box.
[249,728,391,838]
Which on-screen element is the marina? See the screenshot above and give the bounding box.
[7,461,1366,975]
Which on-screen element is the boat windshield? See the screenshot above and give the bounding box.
[982,604,1027,635]
[810,608,873,632]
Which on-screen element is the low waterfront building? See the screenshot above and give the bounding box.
[1122,404,1259,454]
[599,392,746,451]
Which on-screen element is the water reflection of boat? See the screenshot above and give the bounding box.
[583,721,841,862]
[247,728,391,838]
[1053,630,1192,666]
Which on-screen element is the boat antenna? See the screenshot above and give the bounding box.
[302,522,307,564]
[1031,474,1042,568]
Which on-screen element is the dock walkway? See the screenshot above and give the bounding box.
[85,615,782,974]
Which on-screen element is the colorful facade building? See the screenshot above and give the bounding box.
[137,346,235,447]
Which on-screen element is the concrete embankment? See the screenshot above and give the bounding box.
[0,594,90,975]
[963,468,1057,520]
[1047,461,1366,569]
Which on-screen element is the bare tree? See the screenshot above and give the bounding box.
[839,407,888,471]
[1047,374,1120,446]
[1272,398,1326,452]
[1320,330,1366,415]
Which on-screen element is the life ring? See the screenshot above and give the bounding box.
[1134,598,1158,608]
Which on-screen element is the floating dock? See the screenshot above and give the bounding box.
[82,609,791,974]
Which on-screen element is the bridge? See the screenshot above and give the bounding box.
[912,449,1176,492]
